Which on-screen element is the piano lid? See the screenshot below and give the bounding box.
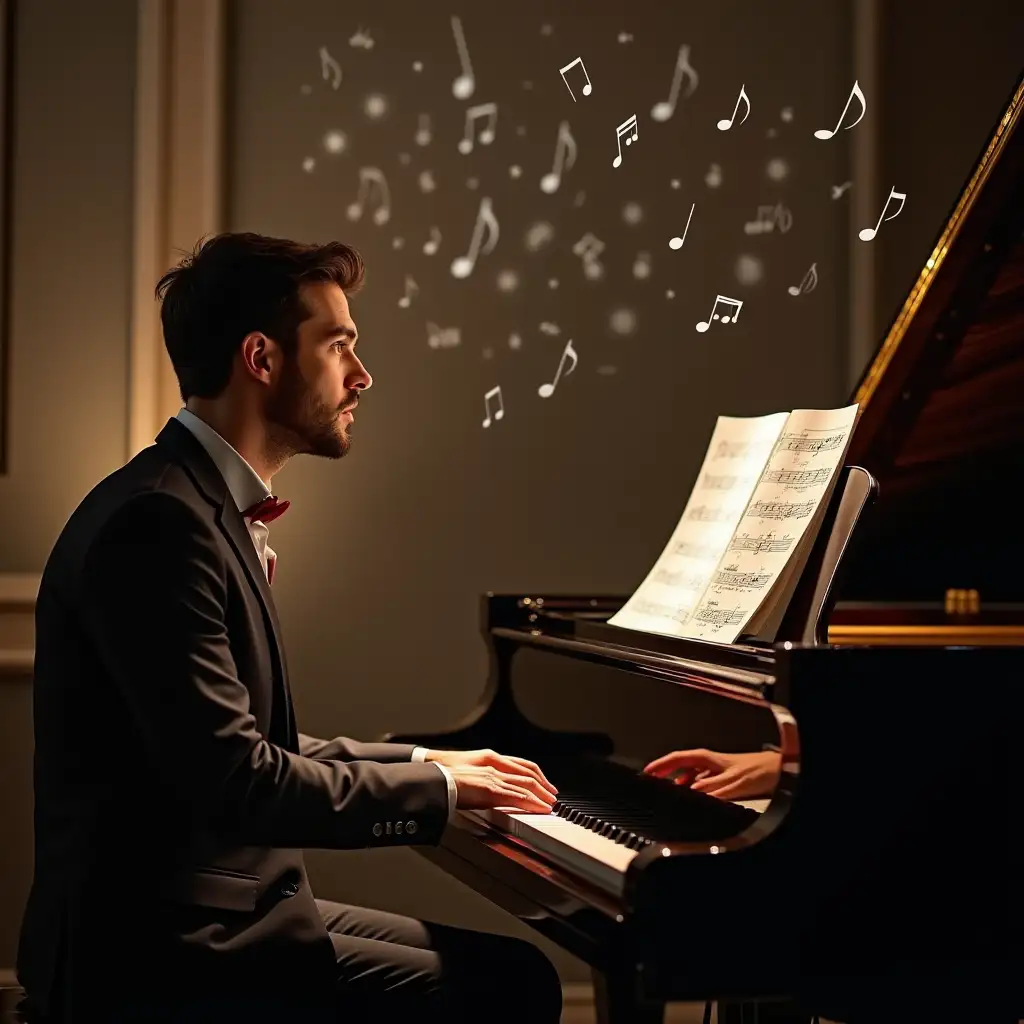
[838,69,1024,606]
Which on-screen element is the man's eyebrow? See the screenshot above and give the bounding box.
[325,325,358,343]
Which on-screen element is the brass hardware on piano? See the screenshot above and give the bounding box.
[386,69,1024,1023]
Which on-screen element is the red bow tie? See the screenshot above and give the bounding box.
[242,495,291,525]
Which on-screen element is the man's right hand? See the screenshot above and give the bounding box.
[448,764,557,813]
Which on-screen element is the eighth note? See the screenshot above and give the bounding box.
[612,114,639,168]
[696,294,743,333]
[482,385,504,428]
[540,121,577,194]
[346,167,391,225]
[451,196,499,278]
[458,102,498,154]
[787,262,818,296]
[319,46,342,90]
[859,186,907,241]
[559,56,592,102]
[538,339,578,398]
[814,80,866,140]
[669,202,696,249]
[717,84,751,131]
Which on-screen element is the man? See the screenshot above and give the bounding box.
[17,233,563,1023]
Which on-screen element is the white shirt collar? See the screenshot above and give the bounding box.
[175,407,271,513]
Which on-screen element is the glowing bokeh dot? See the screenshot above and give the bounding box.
[666,289,676,299]
[781,107,794,122]
[766,158,789,181]
[610,308,638,336]
[623,202,644,225]
[497,269,520,293]
[398,152,411,165]
[735,254,764,285]
[302,157,315,173]
[509,165,522,179]
[412,61,424,72]
[548,278,559,289]
[525,221,554,251]
[508,333,522,350]
[323,130,347,154]
[364,94,388,119]
[670,178,681,189]
[392,237,405,250]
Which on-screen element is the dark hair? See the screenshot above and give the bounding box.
[155,232,365,401]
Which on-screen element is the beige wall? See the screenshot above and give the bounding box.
[1,0,1022,990]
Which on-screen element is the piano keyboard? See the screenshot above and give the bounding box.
[464,758,765,896]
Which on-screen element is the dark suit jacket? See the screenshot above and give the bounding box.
[17,417,450,1021]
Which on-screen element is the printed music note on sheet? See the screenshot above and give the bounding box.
[482,385,504,427]
[449,15,475,99]
[651,44,698,122]
[451,196,499,278]
[559,56,592,102]
[540,121,577,194]
[717,84,751,131]
[611,114,638,168]
[398,276,418,308]
[415,113,432,146]
[423,226,441,255]
[787,262,818,296]
[538,339,578,398]
[859,186,906,241]
[696,294,743,332]
[458,103,498,154]
[814,80,866,140]
[319,46,342,89]
[346,167,391,225]
[669,202,696,249]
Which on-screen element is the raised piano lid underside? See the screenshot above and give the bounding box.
[838,70,1024,605]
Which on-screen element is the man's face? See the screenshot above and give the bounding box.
[264,281,371,459]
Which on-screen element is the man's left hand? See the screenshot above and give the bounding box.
[423,748,558,803]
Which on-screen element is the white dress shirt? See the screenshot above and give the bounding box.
[174,408,456,817]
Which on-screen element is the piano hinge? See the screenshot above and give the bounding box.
[944,588,980,616]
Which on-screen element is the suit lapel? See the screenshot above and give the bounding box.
[154,418,296,748]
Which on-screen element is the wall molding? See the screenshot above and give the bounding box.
[127,0,227,459]
[0,572,37,678]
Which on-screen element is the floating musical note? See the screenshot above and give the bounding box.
[572,232,605,280]
[651,44,698,122]
[538,339,578,398]
[398,276,419,308]
[696,294,743,332]
[705,163,722,188]
[319,46,341,89]
[426,321,461,350]
[831,180,853,199]
[814,80,866,140]
[743,203,792,235]
[539,321,561,336]
[418,170,436,194]
[617,31,633,44]
[669,202,695,249]
[415,113,432,146]
[450,15,475,99]
[423,226,441,255]
[458,102,497,154]
[349,27,374,50]
[540,121,577,194]
[859,186,907,241]
[787,262,818,296]
[632,251,652,279]
[559,56,592,101]
[346,167,391,225]
[612,114,638,168]
[717,84,750,131]
[451,196,499,278]
[482,385,504,427]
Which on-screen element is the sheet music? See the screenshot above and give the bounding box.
[608,413,789,637]
[680,405,858,643]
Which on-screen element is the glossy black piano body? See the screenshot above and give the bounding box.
[387,69,1024,1022]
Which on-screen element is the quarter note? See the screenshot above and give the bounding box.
[458,103,498,154]
[540,121,577,194]
[651,44,698,122]
[859,186,906,241]
[451,196,499,278]
[450,16,476,99]
[717,84,750,131]
[696,294,743,332]
[559,56,592,102]
[538,339,578,398]
[346,167,391,225]
[669,202,696,249]
[787,262,818,296]
[814,80,866,140]
[319,46,341,90]
[611,114,638,168]
[423,226,441,255]
[398,275,419,308]
[482,385,504,427]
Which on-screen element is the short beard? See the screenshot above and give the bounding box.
[264,355,350,460]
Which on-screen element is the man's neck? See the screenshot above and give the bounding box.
[185,399,278,488]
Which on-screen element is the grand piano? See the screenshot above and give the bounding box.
[386,70,1024,1023]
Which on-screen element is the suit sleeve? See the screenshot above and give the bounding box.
[298,732,419,764]
[80,492,449,849]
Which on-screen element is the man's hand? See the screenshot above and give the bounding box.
[423,748,558,814]
[643,748,781,801]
